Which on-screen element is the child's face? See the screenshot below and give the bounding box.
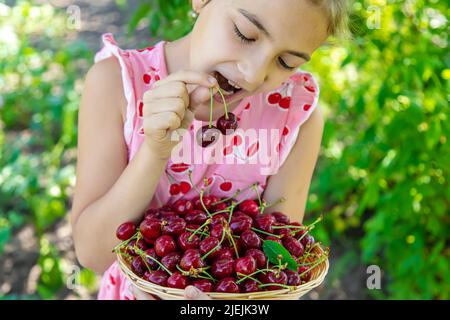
[190,0,329,120]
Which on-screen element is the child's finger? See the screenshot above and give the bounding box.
[184,286,212,300]
[153,70,217,90]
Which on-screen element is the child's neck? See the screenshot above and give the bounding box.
[164,34,191,75]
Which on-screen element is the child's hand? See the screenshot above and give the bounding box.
[131,285,212,300]
[141,70,218,159]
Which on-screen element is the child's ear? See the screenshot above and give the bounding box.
[192,0,211,14]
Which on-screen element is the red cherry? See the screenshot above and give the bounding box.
[167,272,190,289]
[131,256,147,277]
[143,74,151,84]
[140,219,161,240]
[191,279,214,292]
[116,222,136,240]
[214,277,240,293]
[285,269,301,286]
[245,248,267,269]
[126,239,148,256]
[144,270,168,287]
[298,266,312,282]
[211,257,234,279]
[154,235,177,257]
[278,96,291,109]
[260,270,288,290]
[282,126,290,136]
[185,210,209,225]
[194,196,214,211]
[169,184,181,195]
[179,181,192,194]
[239,230,262,250]
[220,182,232,192]
[303,104,312,111]
[210,223,225,239]
[143,248,159,269]
[216,247,234,260]
[199,237,221,260]
[240,279,261,293]
[162,217,186,236]
[268,92,282,104]
[177,231,200,251]
[238,199,260,218]
[271,212,290,224]
[265,236,283,245]
[255,215,274,233]
[172,199,194,215]
[300,234,315,248]
[217,113,238,135]
[229,215,252,235]
[161,252,182,272]
[282,236,304,257]
[234,256,257,275]
[196,125,221,148]
[179,249,206,271]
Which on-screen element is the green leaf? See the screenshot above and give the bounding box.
[262,240,298,271]
[127,2,152,36]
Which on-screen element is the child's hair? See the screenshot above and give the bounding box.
[309,0,351,40]
[196,0,352,40]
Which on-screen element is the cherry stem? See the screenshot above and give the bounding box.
[136,248,173,276]
[188,219,212,241]
[186,228,209,237]
[235,268,274,285]
[199,189,212,217]
[272,225,308,230]
[236,273,263,285]
[112,232,138,252]
[251,227,282,238]
[200,269,217,282]
[201,226,226,260]
[210,208,232,216]
[298,253,328,278]
[261,197,286,214]
[187,170,201,195]
[226,229,240,259]
[216,86,229,119]
[209,88,214,128]
[252,183,263,212]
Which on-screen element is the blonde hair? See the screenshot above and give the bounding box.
[308,0,352,40]
[197,0,352,40]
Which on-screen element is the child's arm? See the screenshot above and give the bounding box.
[262,107,324,223]
[70,57,218,273]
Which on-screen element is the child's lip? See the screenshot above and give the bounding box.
[213,89,245,104]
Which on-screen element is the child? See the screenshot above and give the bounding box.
[70,0,349,300]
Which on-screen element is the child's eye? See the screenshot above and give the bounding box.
[233,24,255,44]
[278,57,296,70]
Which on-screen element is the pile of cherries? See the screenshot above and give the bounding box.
[196,85,238,148]
[114,185,327,294]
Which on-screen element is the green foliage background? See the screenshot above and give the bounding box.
[0,0,448,299]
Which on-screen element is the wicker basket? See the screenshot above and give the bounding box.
[117,244,329,300]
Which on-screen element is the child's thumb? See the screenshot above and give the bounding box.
[184,286,211,300]
[188,85,218,111]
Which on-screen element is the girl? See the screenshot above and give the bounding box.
[70,0,349,300]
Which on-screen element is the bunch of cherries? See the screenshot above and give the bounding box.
[114,183,327,294]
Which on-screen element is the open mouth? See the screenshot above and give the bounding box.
[211,71,243,96]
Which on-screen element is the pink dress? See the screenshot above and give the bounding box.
[93,33,320,299]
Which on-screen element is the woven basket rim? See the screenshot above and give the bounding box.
[117,244,329,300]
